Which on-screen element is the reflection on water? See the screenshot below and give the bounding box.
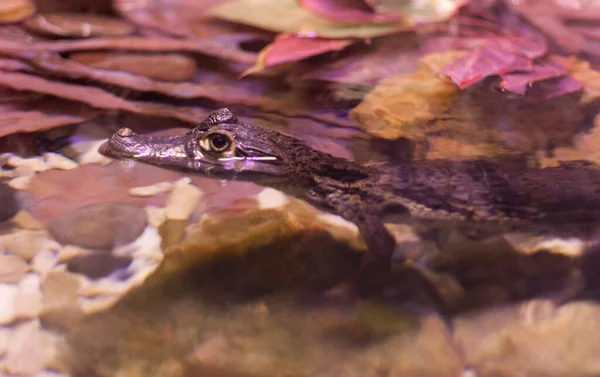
[1,0,600,376]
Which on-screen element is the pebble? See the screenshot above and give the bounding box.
[8,175,32,189]
[0,326,10,356]
[4,320,59,376]
[0,182,19,221]
[129,181,175,197]
[48,202,148,251]
[11,210,46,230]
[14,273,43,319]
[257,188,289,209]
[1,230,60,261]
[40,271,81,313]
[76,139,112,165]
[0,254,28,284]
[164,181,203,220]
[43,152,79,170]
[5,154,49,172]
[67,253,133,279]
[0,284,18,324]
[145,206,166,228]
[31,249,59,277]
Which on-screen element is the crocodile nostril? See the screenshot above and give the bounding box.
[116,127,134,137]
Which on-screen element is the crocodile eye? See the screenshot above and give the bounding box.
[199,132,233,153]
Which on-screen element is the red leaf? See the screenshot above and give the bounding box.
[298,0,400,23]
[500,55,572,95]
[526,75,582,101]
[441,39,523,89]
[242,33,353,76]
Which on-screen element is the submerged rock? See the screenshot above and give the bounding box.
[0,182,19,221]
[48,202,148,251]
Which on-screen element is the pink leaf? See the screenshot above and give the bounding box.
[243,33,353,76]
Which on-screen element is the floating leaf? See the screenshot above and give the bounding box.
[298,0,400,23]
[242,33,353,76]
[209,0,410,39]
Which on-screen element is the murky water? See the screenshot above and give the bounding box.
[1,1,600,377]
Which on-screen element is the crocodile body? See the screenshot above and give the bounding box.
[99,108,600,262]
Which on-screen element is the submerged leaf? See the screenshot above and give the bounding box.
[23,12,135,38]
[0,96,97,138]
[367,0,468,23]
[209,0,410,39]
[242,33,353,76]
[499,56,576,96]
[298,0,400,23]
[0,71,209,124]
[0,34,259,64]
[0,0,36,24]
[351,50,594,160]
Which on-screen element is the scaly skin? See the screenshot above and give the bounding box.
[99,108,600,264]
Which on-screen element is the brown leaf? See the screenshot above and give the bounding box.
[513,0,600,58]
[69,52,198,82]
[290,34,424,85]
[209,0,410,39]
[0,34,259,64]
[23,12,135,38]
[0,71,209,124]
[351,50,464,140]
[351,50,592,160]
[0,96,97,138]
[0,0,36,24]
[298,0,400,23]
[242,33,353,76]
[366,0,467,23]
[113,0,247,38]
[441,36,546,90]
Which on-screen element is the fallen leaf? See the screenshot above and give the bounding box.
[513,0,600,58]
[23,12,135,38]
[290,34,423,85]
[351,50,463,140]
[0,71,209,124]
[0,96,97,138]
[209,0,410,39]
[499,56,573,95]
[366,0,467,23]
[351,50,593,160]
[441,35,546,90]
[0,34,260,64]
[0,0,36,24]
[243,33,353,76]
[113,0,248,38]
[69,52,198,82]
[298,0,400,23]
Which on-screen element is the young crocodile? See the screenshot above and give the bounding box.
[99,108,600,263]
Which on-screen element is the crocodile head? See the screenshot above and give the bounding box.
[99,108,295,180]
